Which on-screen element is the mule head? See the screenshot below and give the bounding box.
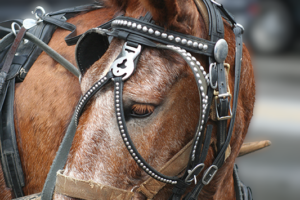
[55,0,254,199]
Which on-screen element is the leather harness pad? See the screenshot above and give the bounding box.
[76,29,109,75]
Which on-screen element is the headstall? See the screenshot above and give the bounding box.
[42,0,245,199]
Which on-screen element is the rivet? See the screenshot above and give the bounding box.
[162,33,167,38]
[203,44,208,51]
[116,99,119,103]
[196,61,200,66]
[128,146,132,149]
[118,117,121,120]
[175,37,181,42]
[132,153,136,156]
[116,82,119,86]
[200,66,204,71]
[187,57,191,61]
[181,39,187,45]
[200,86,204,91]
[148,28,154,34]
[193,42,198,47]
[123,21,128,26]
[123,134,126,137]
[187,40,193,46]
[155,31,161,36]
[132,23,137,28]
[135,156,138,160]
[121,129,125,133]
[146,168,149,172]
[168,35,174,40]
[127,21,132,27]
[137,24,142,30]
[116,91,119,94]
[194,67,198,71]
[190,62,195,66]
[116,104,120,107]
[198,43,204,49]
[126,142,129,145]
[196,73,200,77]
[192,57,196,61]
[142,26,148,32]
[116,87,119,90]
[117,112,121,116]
[116,95,120,99]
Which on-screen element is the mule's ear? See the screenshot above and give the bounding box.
[139,0,198,33]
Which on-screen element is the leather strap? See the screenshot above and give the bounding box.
[55,170,134,200]
[0,27,26,93]
[0,79,25,198]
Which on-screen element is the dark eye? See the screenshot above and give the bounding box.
[130,104,155,118]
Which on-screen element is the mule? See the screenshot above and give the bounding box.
[0,0,255,199]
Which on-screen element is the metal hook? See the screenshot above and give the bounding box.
[32,6,46,20]
[11,22,21,37]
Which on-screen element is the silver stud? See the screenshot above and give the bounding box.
[127,21,132,27]
[140,163,144,166]
[161,33,167,38]
[175,37,181,42]
[132,153,136,156]
[198,43,204,49]
[181,39,187,45]
[142,26,148,32]
[116,95,120,99]
[148,28,154,34]
[203,44,208,51]
[187,57,191,61]
[200,66,204,71]
[193,42,198,47]
[116,99,119,103]
[123,134,126,137]
[126,142,129,145]
[136,24,142,30]
[187,40,193,46]
[137,160,141,163]
[135,156,138,160]
[116,82,119,86]
[132,23,137,28]
[192,57,196,61]
[117,112,121,116]
[123,21,127,26]
[146,168,149,172]
[121,129,125,133]
[116,87,119,90]
[196,73,200,77]
[200,86,204,91]
[194,67,198,72]
[190,62,195,66]
[128,146,132,149]
[116,104,119,107]
[119,121,122,125]
[168,35,174,40]
[155,31,161,36]
[117,117,121,120]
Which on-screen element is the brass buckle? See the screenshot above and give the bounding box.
[214,93,233,121]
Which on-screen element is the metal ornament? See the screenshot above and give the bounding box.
[110,42,141,80]
[23,19,37,29]
[214,39,228,63]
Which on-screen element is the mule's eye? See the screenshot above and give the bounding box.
[131,104,155,118]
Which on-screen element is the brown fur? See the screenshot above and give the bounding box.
[0,0,255,199]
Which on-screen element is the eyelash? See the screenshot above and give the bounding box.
[130,104,155,118]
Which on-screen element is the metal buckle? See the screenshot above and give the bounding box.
[209,63,217,89]
[234,23,245,34]
[214,93,233,120]
[185,163,205,184]
[32,6,46,21]
[202,165,218,185]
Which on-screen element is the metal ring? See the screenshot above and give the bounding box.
[11,22,21,37]
[32,6,46,20]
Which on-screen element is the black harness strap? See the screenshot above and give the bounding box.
[0,79,24,197]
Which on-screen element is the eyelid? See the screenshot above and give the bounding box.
[130,104,155,118]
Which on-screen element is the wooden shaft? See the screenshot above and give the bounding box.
[239,140,271,157]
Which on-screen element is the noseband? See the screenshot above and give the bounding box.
[41,0,245,199]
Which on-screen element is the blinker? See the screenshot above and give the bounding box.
[214,39,228,63]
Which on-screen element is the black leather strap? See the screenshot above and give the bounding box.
[0,79,25,198]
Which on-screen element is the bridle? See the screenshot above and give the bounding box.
[41,0,245,199]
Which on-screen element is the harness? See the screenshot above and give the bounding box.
[0,4,102,198]
[0,1,253,199]
[41,0,252,200]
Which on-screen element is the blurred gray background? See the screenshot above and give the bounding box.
[0,0,299,199]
